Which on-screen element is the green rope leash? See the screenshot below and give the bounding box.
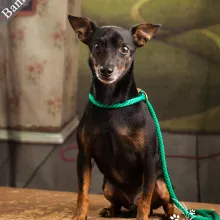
[89,89,219,220]
[88,91,147,109]
[147,101,219,220]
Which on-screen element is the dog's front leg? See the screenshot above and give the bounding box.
[136,154,157,220]
[72,150,92,220]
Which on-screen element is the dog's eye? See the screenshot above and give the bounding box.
[120,46,129,54]
[94,43,101,52]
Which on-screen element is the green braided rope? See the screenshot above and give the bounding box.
[88,91,146,109]
[88,90,219,220]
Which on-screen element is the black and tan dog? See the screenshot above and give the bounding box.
[68,15,174,220]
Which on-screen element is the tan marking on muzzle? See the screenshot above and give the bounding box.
[89,53,97,67]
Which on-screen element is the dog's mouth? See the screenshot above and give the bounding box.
[97,75,117,84]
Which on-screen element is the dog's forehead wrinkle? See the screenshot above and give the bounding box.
[94,26,134,46]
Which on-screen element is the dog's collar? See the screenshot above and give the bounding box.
[88,88,148,109]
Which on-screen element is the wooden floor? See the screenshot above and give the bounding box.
[0,187,219,220]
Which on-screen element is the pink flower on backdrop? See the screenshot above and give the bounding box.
[47,99,54,106]
[27,59,47,83]
[46,96,62,117]
[28,64,35,73]
[10,27,25,46]
[53,32,61,40]
[53,23,66,49]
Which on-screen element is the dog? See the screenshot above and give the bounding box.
[68,15,174,220]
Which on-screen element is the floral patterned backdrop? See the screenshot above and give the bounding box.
[0,0,80,131]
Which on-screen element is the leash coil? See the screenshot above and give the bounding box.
[89,89,219,220]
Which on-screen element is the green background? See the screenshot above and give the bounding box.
[79,0,220,133]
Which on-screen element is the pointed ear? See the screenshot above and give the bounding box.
[68,15,97,45]
[130,23,161,47]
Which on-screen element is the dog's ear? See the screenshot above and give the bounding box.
[130,23,161,47]
[68,15,97,45]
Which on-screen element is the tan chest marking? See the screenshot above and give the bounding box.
[117,127,146,149]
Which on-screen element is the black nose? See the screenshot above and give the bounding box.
[100,66,114,77]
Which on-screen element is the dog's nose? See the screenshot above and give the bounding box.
[100,66,114,77]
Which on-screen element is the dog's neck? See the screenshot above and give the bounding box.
[89,60,138,105]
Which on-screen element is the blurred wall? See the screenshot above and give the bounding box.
[78,0,220,134]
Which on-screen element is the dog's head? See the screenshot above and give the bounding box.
[68,15,161,84]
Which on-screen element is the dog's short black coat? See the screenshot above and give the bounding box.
[68,15,174,220]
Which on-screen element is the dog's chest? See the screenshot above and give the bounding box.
[91,124,145,186]
[80,108,148,156]
[78,108,150,187]
[87,122,147,151]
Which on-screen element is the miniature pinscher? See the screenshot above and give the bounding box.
[68,15,174,220]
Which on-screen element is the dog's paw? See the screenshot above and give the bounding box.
[169,214,180,220]
[189,209,196,215]
[99,207,116,218]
